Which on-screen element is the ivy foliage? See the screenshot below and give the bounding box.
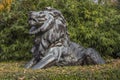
[0,0,120,61]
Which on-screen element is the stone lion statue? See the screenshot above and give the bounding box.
[25,7,105,69]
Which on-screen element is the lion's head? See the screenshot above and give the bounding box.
[29,7,66,34]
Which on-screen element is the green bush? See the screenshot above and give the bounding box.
[0,0,120,61]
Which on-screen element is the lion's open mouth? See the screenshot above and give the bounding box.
[29,21,44,34]
[29,23,43,34]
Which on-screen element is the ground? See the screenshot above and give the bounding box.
[0,59,120,80]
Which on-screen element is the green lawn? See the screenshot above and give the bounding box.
[0,59,120,80]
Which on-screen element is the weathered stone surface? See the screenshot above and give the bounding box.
[25,7,105,69]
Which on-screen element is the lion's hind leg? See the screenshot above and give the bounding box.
[84,48,105,65]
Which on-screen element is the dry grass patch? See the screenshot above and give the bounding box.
[0,59,120,80]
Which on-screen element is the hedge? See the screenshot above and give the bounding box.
[0,0,120,61]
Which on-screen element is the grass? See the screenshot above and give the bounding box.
[0,59,120,80]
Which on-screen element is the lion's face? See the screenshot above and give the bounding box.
[29,11,48,26]
[28,7,66,34]
[28,10,54,33]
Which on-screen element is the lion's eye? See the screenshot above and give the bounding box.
[39,12,46,17]
[39,11,43,14]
